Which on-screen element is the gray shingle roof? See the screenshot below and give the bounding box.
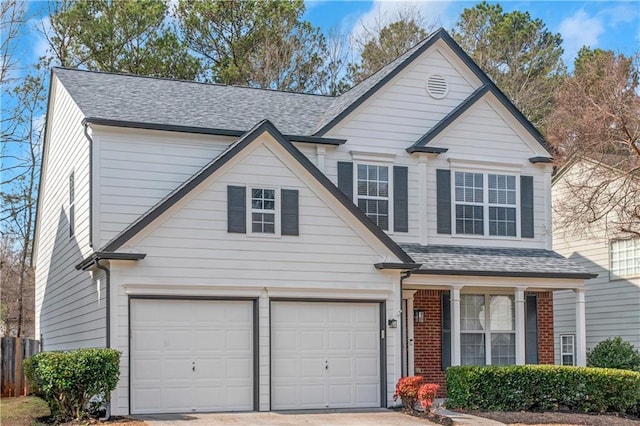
[400,244,596,279]
[54,68,334,135]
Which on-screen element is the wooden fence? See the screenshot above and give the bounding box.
[1,337,40,397]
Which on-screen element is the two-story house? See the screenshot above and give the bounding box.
[553,155,640,365]
[34,29,593,416]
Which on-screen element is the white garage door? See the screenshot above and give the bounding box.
[271,301,381,410]
[130,299,253,414]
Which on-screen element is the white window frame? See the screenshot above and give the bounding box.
[451,170,520,239]
[560,334,575,366]
[354,162,393,232]
[610,238,640,280]
[247,187,280,237]
[460,292,516,366]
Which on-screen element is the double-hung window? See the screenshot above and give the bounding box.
[251,188,276,234]
[454,171,517,237]
[455,172,484,235]
[610,238,640,279]
[560,335,575,366]
[460,294,515,366]
[357,164,389,230]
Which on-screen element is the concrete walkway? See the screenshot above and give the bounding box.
[135,408,440,425]
[134,406,507,426]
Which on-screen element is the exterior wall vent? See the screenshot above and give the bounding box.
[426,74,448,99]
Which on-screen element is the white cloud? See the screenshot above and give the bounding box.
[558,10,604,66]
[27,15,52,64]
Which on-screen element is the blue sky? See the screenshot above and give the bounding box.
[303,0,640,67]
[16,0,640,75]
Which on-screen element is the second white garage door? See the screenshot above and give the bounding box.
[130,299,254,414]
[271,301,381,410]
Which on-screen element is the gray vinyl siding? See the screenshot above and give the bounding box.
[93,129,234,248]
[34,78,104,350]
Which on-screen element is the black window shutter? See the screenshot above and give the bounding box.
[441,292,451,370]
[436,169,451,234]
[521,176,534,238]
[525,294,539,364]
[281,189,299,236]
[393,166,408,232]
[227,185,246,233]
[337,161,353,201]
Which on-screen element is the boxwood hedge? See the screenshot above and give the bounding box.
[24,348,120,421]
[446,365,640,414]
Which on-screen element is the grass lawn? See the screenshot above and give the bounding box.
[0,397,146,425]
[0,396,50,426]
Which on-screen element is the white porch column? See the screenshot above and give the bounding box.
[451,286,462,366]
[403,290,417,376]
[575,288,587,366]
[515,287,527,365]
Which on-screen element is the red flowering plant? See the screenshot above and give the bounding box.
[393,376,440,412]
[393,376,423,411]
[417,383,439,411]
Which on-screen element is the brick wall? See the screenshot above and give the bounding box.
[411,289,555,396]
[413,289,447,395]
[532,291,555,364]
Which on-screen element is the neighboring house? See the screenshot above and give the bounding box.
[553,156,640,365]
[34,29,593,416]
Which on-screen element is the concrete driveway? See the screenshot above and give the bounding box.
[134,408,440,425]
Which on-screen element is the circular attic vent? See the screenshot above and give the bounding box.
[426,74,448,99]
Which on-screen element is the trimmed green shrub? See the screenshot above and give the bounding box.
[446,365,640,414]
[588,337,640,372]
[24,348,120,421]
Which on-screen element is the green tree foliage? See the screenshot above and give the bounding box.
[587,337,640,372]
[349,19,427,85]
[452,1,565,130]
[176,0,330,92]
[44,0,201,79]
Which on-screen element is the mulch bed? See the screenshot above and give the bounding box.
[469,410,640,425]
[395,406,640,426]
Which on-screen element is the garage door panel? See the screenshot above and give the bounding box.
[226,329,252,350]
[131,299,253,414]
[327,358,352,378]
[328,330,352,350]
[356,330,378,350]
[271,301,381,410]
[301,331,324,350]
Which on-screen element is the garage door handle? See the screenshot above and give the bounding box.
[192,362,195,372]
[325,360,328,370]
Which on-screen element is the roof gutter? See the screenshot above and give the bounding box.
[75,251,146,271]
[82,117,347,146]
[410,269,598,280]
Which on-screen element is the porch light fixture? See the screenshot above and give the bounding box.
[414,310,425,323]
[388,318,398,328]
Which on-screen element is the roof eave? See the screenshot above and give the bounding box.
[529,156,553,164]
[374,262,422,270]
[411,269,597,280]
[406,146,449,154]
[75,251,146,271]
[83,117,346,146]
